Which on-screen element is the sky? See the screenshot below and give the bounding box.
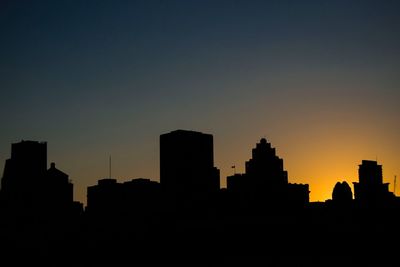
[1,0,399,205]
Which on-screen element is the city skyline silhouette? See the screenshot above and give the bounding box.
[1,132,397,205]
[1,130,398,208]
[1,132,398,207]
[1,129,399,266]
[1,1,400,205]
[1,1,400,265]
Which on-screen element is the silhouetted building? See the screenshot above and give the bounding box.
[87,178,121,214]
[245,138,288,187]
[227,138,309,209]
[226,173,246,193]
[1,141,46,195]
[87,178,160,216]
[332,181,353,204]
[44,162,75,213]
[1,141,47,212]
[287,183,310,206]
[160,130,220,196]
[353,160,394,206]
[0,140,79,216]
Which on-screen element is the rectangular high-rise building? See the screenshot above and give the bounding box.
[353,160,393,205]
[160,130,220,195]
[2,140,47,192]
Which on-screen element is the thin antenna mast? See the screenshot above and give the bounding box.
[394,175,397,195]
[109,155,112,178]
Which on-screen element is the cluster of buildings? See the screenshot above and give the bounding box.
[0,140,82,217]
[331,160,397,207]
[0,130,398,218]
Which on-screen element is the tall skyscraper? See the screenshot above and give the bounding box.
[353,160,394,206]
[160,130,220,196]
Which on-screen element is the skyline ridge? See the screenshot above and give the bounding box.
[1,128,399,265]
[2,1,399,264]
[1,129,397,207]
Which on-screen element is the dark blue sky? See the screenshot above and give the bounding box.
[1,0,399,203]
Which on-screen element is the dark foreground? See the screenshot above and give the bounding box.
[1,205,399,266]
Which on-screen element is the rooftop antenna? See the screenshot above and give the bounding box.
[394,175,397,195]
[109,155,112,179]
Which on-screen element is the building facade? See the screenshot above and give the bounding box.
[86,178,160,216]
[160,130,220,196]
[353,160,394,206]
[227,138,309,208]
[0,140,78,216]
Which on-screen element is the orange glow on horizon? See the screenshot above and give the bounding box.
[66,125,399,206]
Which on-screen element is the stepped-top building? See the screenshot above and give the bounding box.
[227,138,309,208]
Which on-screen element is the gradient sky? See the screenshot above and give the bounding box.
[1,0,399,204]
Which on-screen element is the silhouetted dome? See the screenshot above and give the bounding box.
[260,138,267,144]
[332,181,353,203]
